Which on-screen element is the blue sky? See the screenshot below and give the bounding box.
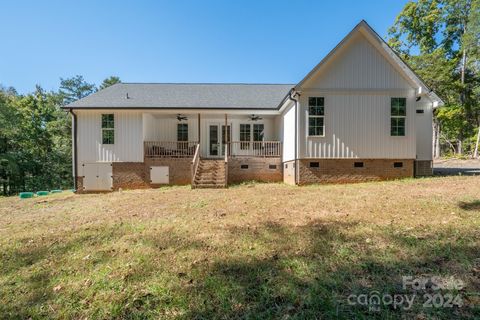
[1,0,407,93]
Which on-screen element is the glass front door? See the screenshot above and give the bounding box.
[209,125,219,156]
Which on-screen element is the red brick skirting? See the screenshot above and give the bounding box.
[145,158,192,185]
[297,159,414,185]
[112,162,150,190]
[228,157,282,183]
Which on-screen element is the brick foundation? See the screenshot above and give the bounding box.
[228,157,282,183]
[145,158,192,185]
[75,176,84,193]
[112,162,149,190]
[298,159,414,184]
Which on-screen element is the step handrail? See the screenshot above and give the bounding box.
[224,142,228,187]
[191,143,201,186]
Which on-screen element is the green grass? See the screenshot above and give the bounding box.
[0,178,479,319]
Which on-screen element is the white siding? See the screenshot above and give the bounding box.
[305,33,411,90]
[282,102,296,162]
[298,31,417,159]
[415,98,434,160]
[77,110,143,175]
[143,113,199,142]
[299,91,416,159]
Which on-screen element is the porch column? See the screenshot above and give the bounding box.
[197,113,201,143]
[225,113,228,156]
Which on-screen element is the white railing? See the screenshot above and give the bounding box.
[224,141,228,186]
[191,144,200,185]
[144,141,198,158]
[229,141,282,157]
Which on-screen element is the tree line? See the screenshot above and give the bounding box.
[388,0,480,157]
[0,76,120,195]
[0,0,478,196]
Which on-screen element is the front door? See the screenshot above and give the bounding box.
[208,124,231,157]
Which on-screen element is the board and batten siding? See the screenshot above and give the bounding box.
[298,91,416,159]
[76,110,143,175]
[307,32,412,90]
[143,113,199,142]
[281,101,296,162]
[297,31,418,159]
[415,97,434,161]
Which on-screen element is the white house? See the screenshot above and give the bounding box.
[63,20,443,191]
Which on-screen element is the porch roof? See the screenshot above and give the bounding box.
[64,83,294,110]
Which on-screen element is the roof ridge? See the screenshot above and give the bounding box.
[119,82,295,86]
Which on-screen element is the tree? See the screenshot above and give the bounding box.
[59,75,96,105]
[389,0,480,157]
[0,84,72,195]
[99,76,121,90]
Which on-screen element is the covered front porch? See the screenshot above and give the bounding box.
[142,111,282,187]
[142,112,282,160]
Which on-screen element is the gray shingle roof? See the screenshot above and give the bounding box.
[65,83,294,110]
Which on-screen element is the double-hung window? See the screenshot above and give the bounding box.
[177,123,188,149]
[391,98,406,136]
[177,123,188,141]
[253,124,264,149]
[240,124,251,150]
[101,114,114,144]
[308,97,325,136]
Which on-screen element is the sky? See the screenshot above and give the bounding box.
[1,0,408,94]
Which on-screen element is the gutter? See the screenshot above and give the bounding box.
[68,109,78,191]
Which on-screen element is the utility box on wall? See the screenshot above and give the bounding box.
[82,163,113,191]
[150,166,169,184]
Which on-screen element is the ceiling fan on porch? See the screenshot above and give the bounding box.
[176,114,188,121]
[249,114,262,121]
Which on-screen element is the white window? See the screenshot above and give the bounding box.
[308,97,324,136]
[391,98,406,136]
[253,124,264,150]
[239,124,251,150]
[177,123,188,141]
[101,114,114,144]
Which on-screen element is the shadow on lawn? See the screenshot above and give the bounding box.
[0,226,130,318]
[183,220,479,319]
[458,200,480,211]
[1,219,478,319]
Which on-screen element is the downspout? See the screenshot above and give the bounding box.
[68,109,78,191]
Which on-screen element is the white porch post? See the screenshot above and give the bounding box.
[197,113,201,143]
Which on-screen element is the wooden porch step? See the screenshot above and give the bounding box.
[192,159,227,189]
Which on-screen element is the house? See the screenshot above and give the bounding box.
[63,20,443,191]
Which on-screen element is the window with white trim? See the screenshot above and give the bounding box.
[308,97,324,136]
[391,98,406,136]
[253,124,264,149]
[177,123,188,141]
[101,114,114,144]
[239,124,251,150]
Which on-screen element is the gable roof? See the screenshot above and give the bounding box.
[295,20,444,106]
[65,83,294,110]
[64,20,443,111]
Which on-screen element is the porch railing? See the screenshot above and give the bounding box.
[144,141,198,158]
[229,141,282,157]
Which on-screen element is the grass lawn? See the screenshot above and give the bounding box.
[1,177,479,319]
